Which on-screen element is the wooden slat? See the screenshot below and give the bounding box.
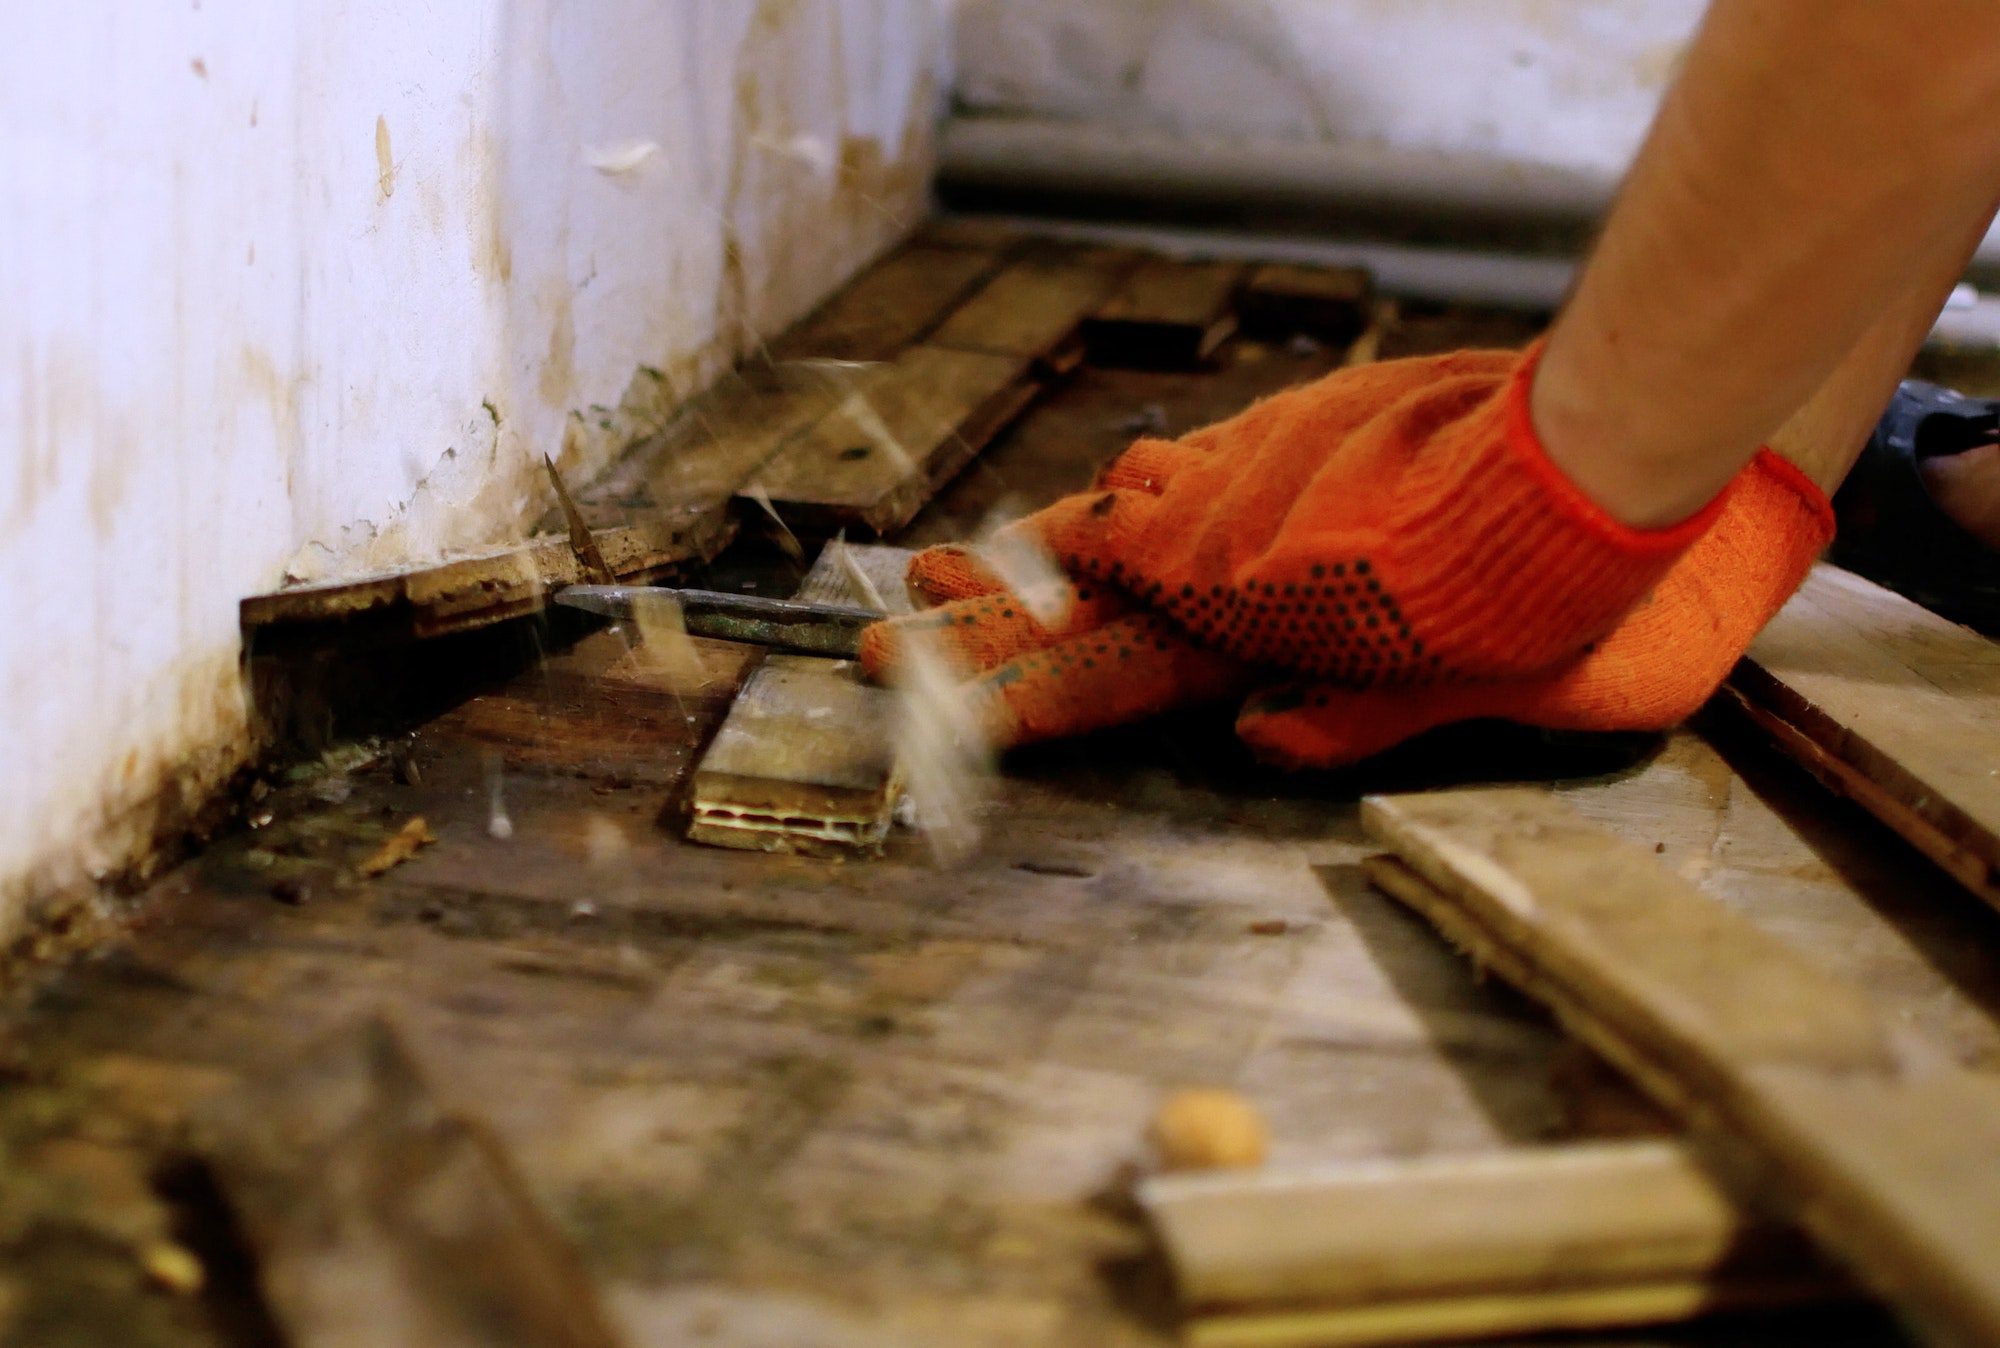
[737,344,1039,539]
[685,543,915,857]
[1143,1139,1839,1345]
[733,242,1162,538]
[766,242,1013,364]
[685,655,903,856]
[1082,258,1246,369]
[739,245,1153,538]
[1362,787,2000,1347]
[242,513,738,640]
[1185,1283,1791,1348]
[1235,264,1374,347]
[193,1018,625,1348]
[1727,563,2000,909]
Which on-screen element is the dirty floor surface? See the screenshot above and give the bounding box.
[7,307,1994,1347]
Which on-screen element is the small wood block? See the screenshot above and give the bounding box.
[1146,1140,1842,1347]
[1082,258,1247,369]
[929,246,1141,364]
[686,543,916,857]
[192,1018,626,1348]
[737,345,1040,539]
[1236,264,1374,347]
[686,656,903,856]
[1727,563,2000,911]
[1362,787,2000,1348]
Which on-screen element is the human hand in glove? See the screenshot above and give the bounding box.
[860,355,1828,765]
[1232,448,1833,766]
[905,346,1727,699]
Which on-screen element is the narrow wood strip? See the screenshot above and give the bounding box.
[243,510,738,640]
[1362,787,2000,1347]
[928,245,1141,363]
[767,241,1014,363]
[1728,563,2000,909]
[1714,684,2000,908]
[1141,1139,1838,1316]
[738,345,1039,539]
[1186,1279,1798,1348]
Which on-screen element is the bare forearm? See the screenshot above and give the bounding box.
[1534,0,2000,526]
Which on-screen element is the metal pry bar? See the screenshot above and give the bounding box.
[554,585,882,659]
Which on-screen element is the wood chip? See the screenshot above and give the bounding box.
[138,1241,205,1296]
[357,816,437,877]
[1150,1089,1269,1173]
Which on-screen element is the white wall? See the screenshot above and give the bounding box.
[955,0,1704,178]
[1,1,948,939]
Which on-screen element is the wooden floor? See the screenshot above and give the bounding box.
[11,256,2000,1347]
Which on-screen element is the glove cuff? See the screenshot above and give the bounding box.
[1745,447,1837,544]
[1390,342,1734,676]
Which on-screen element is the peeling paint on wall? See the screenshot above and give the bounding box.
[0,0,951,948]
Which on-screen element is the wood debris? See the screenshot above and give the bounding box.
[357,816,437,876]
[1149,1088,1269,1173]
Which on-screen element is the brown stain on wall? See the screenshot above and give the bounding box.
[13,344,94,534]
[239,345,305,482]
[2,650,259,976]
[86,442,128,537]
[538,286,577,409]
[375,115,396,200]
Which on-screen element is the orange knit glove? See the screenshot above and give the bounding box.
[1015,346,1729,686]
[859,538,1254,747]
[1235,449,1835,766]
[862,452,1828,764]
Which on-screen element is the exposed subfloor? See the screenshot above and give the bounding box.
[9,292,2000,1347]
